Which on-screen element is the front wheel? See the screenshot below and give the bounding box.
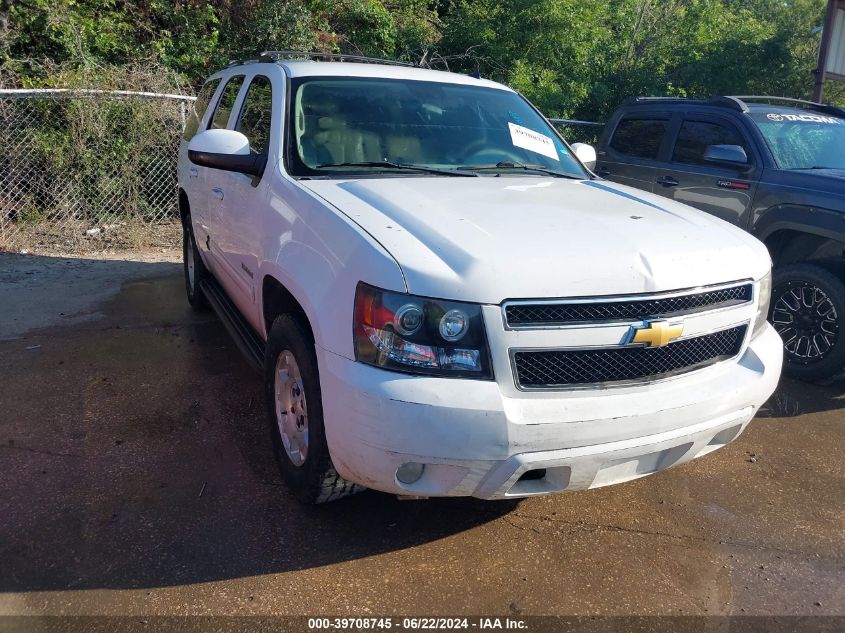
[264,314,364,504]
[770,263,845,382]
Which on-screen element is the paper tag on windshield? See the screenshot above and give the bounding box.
[508,122,559,161]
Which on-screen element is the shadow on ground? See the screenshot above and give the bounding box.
[1,253,843,609]
[0,254,516,592]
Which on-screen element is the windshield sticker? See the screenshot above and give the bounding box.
[508,122,560,161]
[765,113,842,124]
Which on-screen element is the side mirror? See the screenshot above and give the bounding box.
[188,129,266,177]
[704,144,749,168]
[571,143,597,171]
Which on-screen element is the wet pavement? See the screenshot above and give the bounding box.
[0,252,843,617]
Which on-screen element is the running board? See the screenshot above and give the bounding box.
[200,278,265,374]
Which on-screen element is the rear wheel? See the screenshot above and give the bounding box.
[265,314,364,503]
[182,218,209,311]
[770,263,845,381]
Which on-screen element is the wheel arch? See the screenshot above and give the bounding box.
[261,275,315,343]
[178,188,190,224]
[763,227,845,268]
[754,205,845,267]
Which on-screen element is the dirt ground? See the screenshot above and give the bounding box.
[0,250,843,622]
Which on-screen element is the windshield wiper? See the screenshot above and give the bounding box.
[316,160,477,177]
[456,161,582,179]
[789,166,840,170]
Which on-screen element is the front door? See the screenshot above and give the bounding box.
[652,115,760,228]
[212,74,275,330]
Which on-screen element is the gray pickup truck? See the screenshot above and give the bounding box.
[594,96,845,381]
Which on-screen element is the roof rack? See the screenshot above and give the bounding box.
[622,96,747,112]
[257,50,421,68]
[729,96,845,117]
[624,95,845,117]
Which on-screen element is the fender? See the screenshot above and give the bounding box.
[752,204,845,245]
[257,173,406,359]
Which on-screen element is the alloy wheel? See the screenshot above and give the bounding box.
[771,281,839,364]
[274,350,309,466]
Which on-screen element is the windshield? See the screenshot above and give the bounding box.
[751,111,845,170]
[287,77,587,178]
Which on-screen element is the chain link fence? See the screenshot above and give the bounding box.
[0,91,604,254]
[0,89,195,252]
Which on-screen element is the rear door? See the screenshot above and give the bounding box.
[179,77,222,249]
[201,74,246,277]
[653,114,760,227]
[595,114,674,192]
[213,73,276,328]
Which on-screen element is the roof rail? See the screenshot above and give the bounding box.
[729,96,845,117]
[257,50,421,68]
[623,95,845,118]
[621,96,746,112]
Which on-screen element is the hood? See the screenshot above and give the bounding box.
[301,176,771,304]
[776,167,845,195]
[799,168,845,180]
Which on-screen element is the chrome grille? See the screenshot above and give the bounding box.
[505,283,752,328]
[513,325,747,388]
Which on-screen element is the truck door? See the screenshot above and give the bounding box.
[201,74,245,281]
[595,114,673,193]
[653,115,760,228]
[180,77,222,259]
[212,73,276,330]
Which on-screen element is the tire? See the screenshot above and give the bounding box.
[264,314,364,504]
[770,263,845,382]
[182,218,209,311]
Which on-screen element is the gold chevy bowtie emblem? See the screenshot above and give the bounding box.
[630,320,684,348]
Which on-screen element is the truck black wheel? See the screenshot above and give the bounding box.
[182,219,210,311]
[770,263,845,382]
[264,314,365,504]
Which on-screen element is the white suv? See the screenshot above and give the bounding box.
[178,53,782,503]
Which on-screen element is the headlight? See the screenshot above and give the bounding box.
[353,283,493,378]
[753,270,772,337]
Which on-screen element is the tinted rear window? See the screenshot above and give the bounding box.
[610,118,669,159]
[183,78,220,141]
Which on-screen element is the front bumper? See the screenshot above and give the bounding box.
[317,324,782,499]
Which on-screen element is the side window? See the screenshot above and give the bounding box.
[672,120,749,166]
[235,76,273,155]
[208,75,245,130]
[183,78,221,141]
[610,118,669,160]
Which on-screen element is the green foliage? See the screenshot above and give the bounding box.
[439,0,839,118]
[1,0,842,116]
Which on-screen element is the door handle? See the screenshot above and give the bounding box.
[656,176,679,187]
[189,167,198,179]
[212,187,224,200]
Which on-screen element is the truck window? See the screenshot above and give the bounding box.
[208,75,245,130]
[609,118,669,159]
[750,112,845,170]
[183,78,221,141]
[235,76,273,155]
[672,120,750,166]
[287,77,587,179]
